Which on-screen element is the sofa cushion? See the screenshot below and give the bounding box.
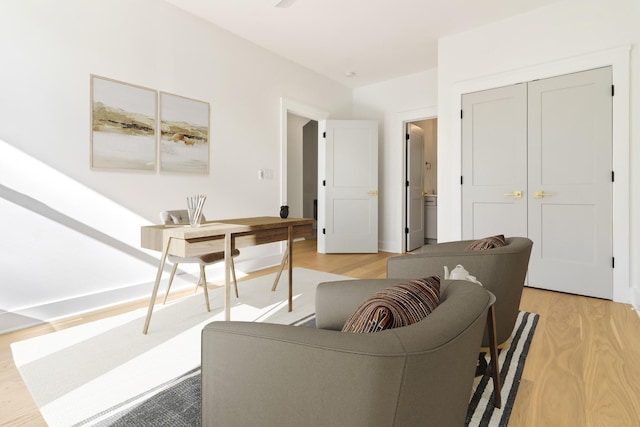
[465,234,506,251]
[341,276,440,333]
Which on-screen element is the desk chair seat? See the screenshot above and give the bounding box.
[160,210,240,310]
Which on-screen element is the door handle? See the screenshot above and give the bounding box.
[534,191,551,199]
[503,191,522,199]
[368,190,378,196]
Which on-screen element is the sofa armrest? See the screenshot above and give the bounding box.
[387,240,481,279]
[387,253,454,279]
[201,321,409,427]
[386,237,531,280]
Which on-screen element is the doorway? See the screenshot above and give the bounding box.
[279,98,329,253]
[287,113,318,236]
[280,99,379,254]
[405,118,437,252]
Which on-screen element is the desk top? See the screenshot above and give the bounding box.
[143,216,313,235]
[141,216,314,255]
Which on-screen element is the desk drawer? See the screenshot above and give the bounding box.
[167,223,313,257]
[234,224,313,247]
[170,236,226,257]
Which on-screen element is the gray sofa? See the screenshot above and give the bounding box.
[387,236,533,347]
[201,279,491,427]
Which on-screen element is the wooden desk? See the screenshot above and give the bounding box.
[140,216,314,334]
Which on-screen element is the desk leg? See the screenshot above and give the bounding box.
[271,244,289,291]
[287,225,293,312]
[487,304,502,408]
[143,237,172,334]
[224,232,232,321]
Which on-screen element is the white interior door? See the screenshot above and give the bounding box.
[318,120,378,253]
[406,123,425,251]
[527,67,613,298]
[461,67,613,299]
[462,84,528,239]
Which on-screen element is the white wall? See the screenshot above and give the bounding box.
[353,69,439,252]
[436,0,639,305]
[0,0,352,329]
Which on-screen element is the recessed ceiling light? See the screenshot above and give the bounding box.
[345,71,356,78]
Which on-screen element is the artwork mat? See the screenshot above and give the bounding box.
[90,74,158,172]
[159,91,210,175]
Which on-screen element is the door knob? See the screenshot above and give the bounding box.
[534,191,550,198]
[503,191,522,199]
[368,190,378,196]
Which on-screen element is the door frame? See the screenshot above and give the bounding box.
[279,98,329,252]
[398,107,438,253]
[448,46,631,303]
[279,98,330,207]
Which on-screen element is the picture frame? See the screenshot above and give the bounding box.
[90,75,157,171]
[159,92,210,174]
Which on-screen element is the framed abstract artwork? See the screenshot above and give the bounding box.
[159,92,210,174]
[90,75,157,171]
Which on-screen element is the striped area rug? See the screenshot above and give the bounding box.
[466,311,539,426]
[77,311,538,427]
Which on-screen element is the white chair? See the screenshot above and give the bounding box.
[160,210,240,310]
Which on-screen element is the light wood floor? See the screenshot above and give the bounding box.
[1,238,639,426]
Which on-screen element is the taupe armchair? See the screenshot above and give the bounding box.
[159,210,239,309]
[201,280,491,427]
[387,236,533,347]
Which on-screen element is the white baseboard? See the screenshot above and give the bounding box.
[1,255,284,334]
[378,240,401,253]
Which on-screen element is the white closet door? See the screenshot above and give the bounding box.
[527,67,613,298]
[461,84,528,240]
[462,67,613,299]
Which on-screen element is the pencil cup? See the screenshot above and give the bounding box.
[188,208,201,227]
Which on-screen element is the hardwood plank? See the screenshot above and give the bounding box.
[508,378,534,427]
[514,286,640,426]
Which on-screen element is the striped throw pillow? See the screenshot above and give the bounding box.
[341,277,440,334]
[465,234,506,251]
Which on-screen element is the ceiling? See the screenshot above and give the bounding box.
[163,0,565,88]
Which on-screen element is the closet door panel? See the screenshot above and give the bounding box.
[527,67,613,299]
[461,84,528,240]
